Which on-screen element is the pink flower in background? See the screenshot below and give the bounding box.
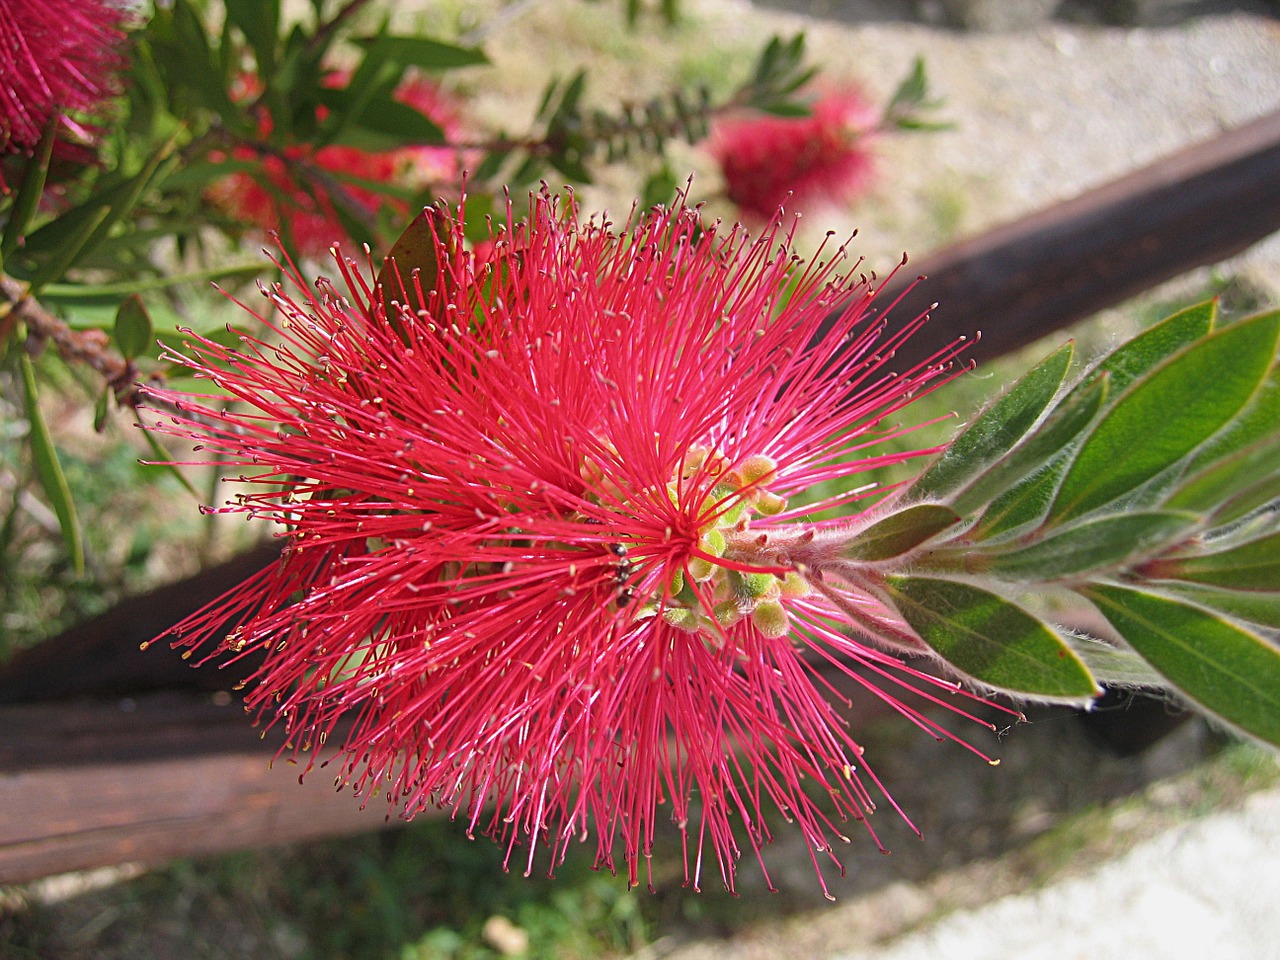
[209,73,464,256]
[0,0,127,158]
[710,87,881,221]
[147,189,998,895]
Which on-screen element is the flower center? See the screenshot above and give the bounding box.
[594,446,812,642]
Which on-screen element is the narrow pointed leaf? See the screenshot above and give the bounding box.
[883,575,1100,698]
[1082,584,1280,747]
[952,373,1109,514]
[1052,311,1280,522]
[1185,361,1280,472]
[984,510,1197,581]
[1165,433,1280,516]
[351,35,489,70]
[911,342,1073,501]
[1063,637,1164,688]
[20,354,84,574]
[1068,299,1217,404]
[974,457,1067,539]
[1160,531,1280,592]
[1208,474,1280,528]
[1164,582,1280,630]
[0,116,57,263]
[842,504,961,561]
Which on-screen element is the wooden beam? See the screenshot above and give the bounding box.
[0,692,400,885]
[855,107,1280,372]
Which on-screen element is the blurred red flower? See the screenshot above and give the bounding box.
[148,190,998,895]
[209,72,463,255]
[0,0,127,158]
[710,87,881,221]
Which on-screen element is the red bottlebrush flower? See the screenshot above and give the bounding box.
[208,72,464,256]
[710,87,881,222]
[0,0,127,157]
[147,189,1003,896]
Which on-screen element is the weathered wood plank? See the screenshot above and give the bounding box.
[0,693,401,885]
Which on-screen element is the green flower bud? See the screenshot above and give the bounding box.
[738,454,778,487]
[750,600,790,639]
[754,492,787,516]
[663,607,702,632]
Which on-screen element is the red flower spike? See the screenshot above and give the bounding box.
[0,0,127,157]
[710,86,881,222]
[146,189,1006,896]
[208,72,465,256]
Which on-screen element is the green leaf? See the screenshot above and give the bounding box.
[952,372,1109,515]
[317,86,446,147]
[1159,531,1280,592]
[883,575,1100,698]
[42,262,265,299]
[1185,361,1280,472]
[1165,433,1280,517]
[93,388,112,433]
[23,207,112,293]
[20,353,84,574]
[113,294,154,360]
[351,35,489,70]
[974,457,1067,539]
[224,0,280,75]
[376,206,449,330]
[1163,582,1280,630]
[842,504,962,561]
[1063,636,1164,688]
[1208,474,1280,529]
[911,342,1074,501]
[27,135,181,291]
[1051,311,1280,522]
[983,510,1197,581]
[0,116,57,265]
[1069,299,1217,404]
[1082,584,1280,747]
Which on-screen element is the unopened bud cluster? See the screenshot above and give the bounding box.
[598,447,815,642]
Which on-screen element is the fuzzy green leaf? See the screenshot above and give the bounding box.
[974,458,1067,539]
[984,510,1197,581]
[1063,636,1164,688]
[1160,531,1280,592]
[911,342,1074,501]
[20,354,84,574]
[1164,582,1280,630]
[1165,433,1280,517]
[1185,362,1280,472]
[883,575,1099,698]
[1070,300,1217,403]
[1052,311,1280,522]
[842,504,962,561]
[1082,584,1280,747]
[952,373,1109,515]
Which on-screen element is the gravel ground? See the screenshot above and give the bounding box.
[833,786,1280,960]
